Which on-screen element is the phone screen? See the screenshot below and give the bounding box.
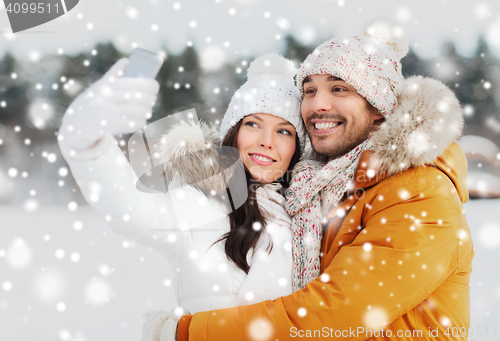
[122,48,164,78]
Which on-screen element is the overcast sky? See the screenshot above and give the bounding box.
[1,0,500,68]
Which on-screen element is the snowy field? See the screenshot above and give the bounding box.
[1,199,499,341]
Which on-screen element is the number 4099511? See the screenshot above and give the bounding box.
[5,2,61,14]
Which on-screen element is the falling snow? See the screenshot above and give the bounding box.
[364,307,387,330]
[478,222,500,248]
[0,1,500,340]
[297,307,307,317]
[248,317,273,341]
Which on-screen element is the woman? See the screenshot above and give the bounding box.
[58,53,305,338]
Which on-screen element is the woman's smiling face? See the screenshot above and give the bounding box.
[236,113,297,184]
[301,74,383,159]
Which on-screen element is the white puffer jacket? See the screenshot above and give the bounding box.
[58,121,293,314]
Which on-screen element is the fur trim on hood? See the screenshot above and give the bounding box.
[371,76,464,175]
[154,120,241,196]
[155,76,464,188]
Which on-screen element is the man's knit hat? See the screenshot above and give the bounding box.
[221,53,306,153]
[296,18,409,116]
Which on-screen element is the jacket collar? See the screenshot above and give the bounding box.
[337,76,467,199]
[348,144,468,205]
[349,150,387,194]
[349,76,467,199]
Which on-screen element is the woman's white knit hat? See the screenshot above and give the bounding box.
[296,18,409,117]
[220,53,306,153]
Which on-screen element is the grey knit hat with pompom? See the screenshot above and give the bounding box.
[297,17,409,117]
[221,53,306,153]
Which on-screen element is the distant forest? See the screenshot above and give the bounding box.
[0,35,499,204]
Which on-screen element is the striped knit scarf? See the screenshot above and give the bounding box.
[285,140,371,291]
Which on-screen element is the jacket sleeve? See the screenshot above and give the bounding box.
[59,134,224,260]
[182,182,463,340]
[237,222,293,306]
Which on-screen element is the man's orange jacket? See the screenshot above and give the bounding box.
[178,77,474,340]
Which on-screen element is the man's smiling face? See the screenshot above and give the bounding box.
[236,113,297,184]
[301,74,384,159]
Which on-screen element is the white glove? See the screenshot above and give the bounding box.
[59,58,160,150]
[141,310,180,341]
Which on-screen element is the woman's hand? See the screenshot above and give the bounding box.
[59,58,160,150]
[141,310,181,341]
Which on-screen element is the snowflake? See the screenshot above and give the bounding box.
[364,307,387,329]
[479,223,500,248]
[85,279,111,305]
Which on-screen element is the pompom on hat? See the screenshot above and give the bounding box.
[221,53,307,153]
[297,17,409,117]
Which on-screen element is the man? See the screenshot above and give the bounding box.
[165,18,473,340]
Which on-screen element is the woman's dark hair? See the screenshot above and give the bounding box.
[214,119,301,274]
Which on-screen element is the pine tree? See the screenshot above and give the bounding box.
[0,53,30,126]
[200,59,247,124]
[55,41,124,111]
[282,35,312,67]
[401,48,429,78]
[154,46,204,121]
[177,46,203,112]
[88,42,123,76]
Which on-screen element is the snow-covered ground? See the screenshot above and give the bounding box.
[0,205,178,341]
[466,198,500,341]
[0,199,499,341]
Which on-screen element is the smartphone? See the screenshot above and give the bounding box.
[122,48,164,78]
[122,48,164,186]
